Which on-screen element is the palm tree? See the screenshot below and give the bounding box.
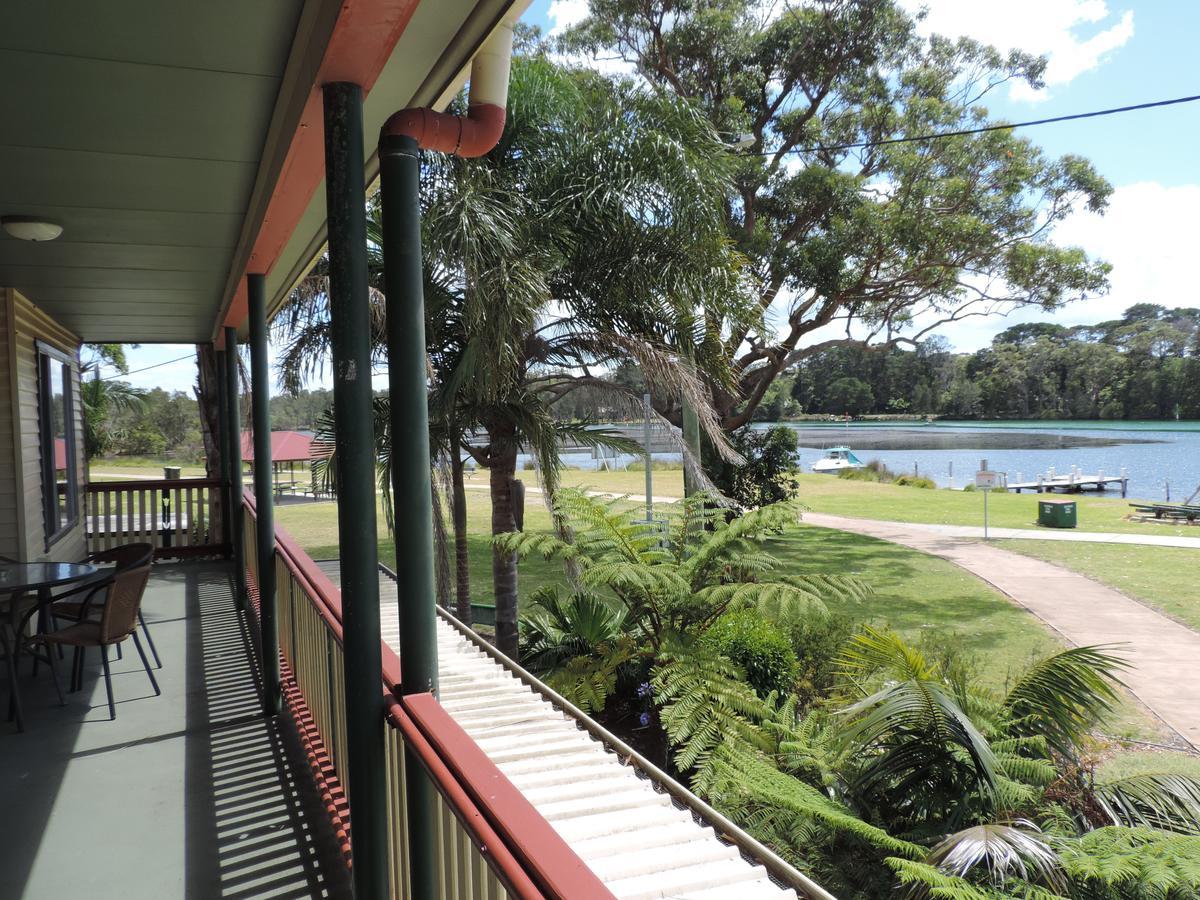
[79,370,147,460]
[274,53,752,657]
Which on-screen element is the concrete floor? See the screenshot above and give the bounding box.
[0,561,351,900]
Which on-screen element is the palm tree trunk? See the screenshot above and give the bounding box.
[451,446,472,625]
[489,438,520,658]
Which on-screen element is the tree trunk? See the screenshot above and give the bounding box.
[489,436,520,658]
[194,343,224,542]
[451,446,472,626]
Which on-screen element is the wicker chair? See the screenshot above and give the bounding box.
[50,543,160,669]
[35,561,159,720]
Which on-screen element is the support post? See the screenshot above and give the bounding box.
[379,128,439,900]
[224,327,246,608]
[249,274,281,716]
[216,349,232,551]
[324,81,388,900]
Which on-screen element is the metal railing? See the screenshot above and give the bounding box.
[85,478,226,557]
[241,492,611,899]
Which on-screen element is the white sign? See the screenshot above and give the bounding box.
[975,470,1000,489]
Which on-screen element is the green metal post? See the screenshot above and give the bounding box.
[249,274,281,716]
[323,81,388,900]
[215,349,232,553]
[224,327,246,608]
[379,132,440,899]
[380,134,438,694]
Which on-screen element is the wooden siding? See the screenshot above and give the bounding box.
[0,288,85,561]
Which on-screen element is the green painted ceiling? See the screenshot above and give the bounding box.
[0,1,304,342]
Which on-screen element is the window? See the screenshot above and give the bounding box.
[37,342,79,547]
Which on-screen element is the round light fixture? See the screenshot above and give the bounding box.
[1,216,63,242]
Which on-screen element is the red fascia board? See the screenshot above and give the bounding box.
[403,692,616,900]
[221,0,421,336]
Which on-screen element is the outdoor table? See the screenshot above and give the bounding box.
[1,562,98,731]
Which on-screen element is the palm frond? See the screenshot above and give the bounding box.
[1003,645,1129,755]
[927,821,1067,892]
[1094,773,1200,834]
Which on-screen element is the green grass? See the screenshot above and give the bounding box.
[89,457,207,479]
[997,540,1200,632]
[793,473,1185,535]
[772,524,1059,691]
[1098,748,1200,781]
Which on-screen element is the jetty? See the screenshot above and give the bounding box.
[1006,466,1128,498]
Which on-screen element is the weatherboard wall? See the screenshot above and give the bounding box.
[0,288,85,561]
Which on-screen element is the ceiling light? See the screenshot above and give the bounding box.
[1,216,63,242]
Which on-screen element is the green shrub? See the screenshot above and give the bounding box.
[893,475,936,489]
[703,609,799,698]
[787,612,860,706]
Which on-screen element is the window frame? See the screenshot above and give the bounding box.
[36,340,80,550]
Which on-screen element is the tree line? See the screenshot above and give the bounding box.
[779,304,1200,421]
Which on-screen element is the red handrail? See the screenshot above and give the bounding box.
[385,696,546,899]
[403,693,614,899]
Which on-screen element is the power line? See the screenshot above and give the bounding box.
[97,353,195,381]
[763,92,1200,157]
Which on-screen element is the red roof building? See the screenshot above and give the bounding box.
[239,430,315,463]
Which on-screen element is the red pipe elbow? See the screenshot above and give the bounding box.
[380,103,506,158]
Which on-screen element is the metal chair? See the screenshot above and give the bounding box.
[50,544,161,669]
[32,561,158,720]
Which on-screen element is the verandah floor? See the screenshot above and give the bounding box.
[0,561,351,900]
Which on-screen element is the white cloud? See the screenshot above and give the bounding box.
[901,0,1134,101]
[547,0,589,37]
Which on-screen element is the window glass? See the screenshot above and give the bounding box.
[39,345,77,544]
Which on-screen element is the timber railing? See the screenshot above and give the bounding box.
[85,478,226,558]
[242,491,612,899]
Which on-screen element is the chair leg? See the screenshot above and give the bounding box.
[70,647,81,693]
[1,629,23,733]
[44,642,65,707]
[115,642,123,662]
[131,633,160,697]
[137,610,162,669]
[100,645,115,721]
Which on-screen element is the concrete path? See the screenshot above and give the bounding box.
[805,513,1200,549]
[805,513,1200,750]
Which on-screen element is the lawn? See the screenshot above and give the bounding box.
[89,457,207,480]
[997,540,1200,632]
[791,473,1187,536]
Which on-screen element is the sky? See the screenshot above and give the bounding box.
[118,0,1197,394]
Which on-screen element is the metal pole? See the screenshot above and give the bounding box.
[248,273,281,716]
[224,327,246,608]
[324,81,388,900]
[643,393,654,522]
[215,349,231,549]
[379,129,439,900]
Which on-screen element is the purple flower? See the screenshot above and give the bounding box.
[637,682,652,698]
[639,712,651,727]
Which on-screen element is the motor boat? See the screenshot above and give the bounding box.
[810,446,864,474]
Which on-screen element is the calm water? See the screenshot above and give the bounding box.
[777,421,1200,502]
[515,420,1200,503]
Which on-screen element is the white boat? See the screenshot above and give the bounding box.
[810,446,864,474]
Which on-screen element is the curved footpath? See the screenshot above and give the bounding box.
[804,513,1200,751]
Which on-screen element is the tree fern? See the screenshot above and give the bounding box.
[1055,827,1200,898]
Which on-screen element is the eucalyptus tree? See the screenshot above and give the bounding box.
[563,0,1113,430]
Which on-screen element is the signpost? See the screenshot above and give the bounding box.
[975,459,1002,540]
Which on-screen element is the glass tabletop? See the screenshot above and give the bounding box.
[0,562,98,593]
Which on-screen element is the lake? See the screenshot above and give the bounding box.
[774,420,1200,502]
